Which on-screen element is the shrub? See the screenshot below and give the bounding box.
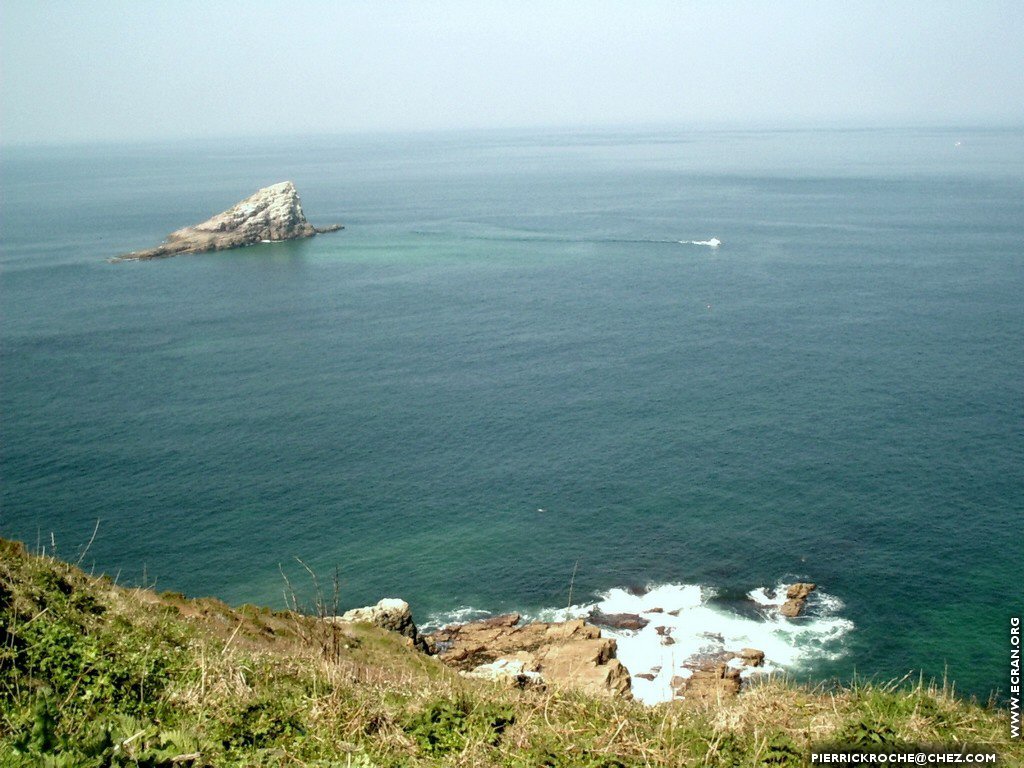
[403,698,514,756]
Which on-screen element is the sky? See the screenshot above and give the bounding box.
[2,1,1022,144]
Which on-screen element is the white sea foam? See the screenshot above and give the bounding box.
[584,582,852,704]
[748,585,785,607]
[426,581,852,705]
[421,605,497,630]
[680,237,721,248]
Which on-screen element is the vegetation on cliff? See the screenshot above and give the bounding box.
[0,538,1017,767]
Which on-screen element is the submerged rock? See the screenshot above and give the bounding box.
[780,582,817,618]
[425,616,631,699]
[588,609,650,631]
[114,181,342,261]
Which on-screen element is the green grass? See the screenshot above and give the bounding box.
[1,537,1019,767]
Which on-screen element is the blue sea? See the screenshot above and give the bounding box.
[2,127,1022,702]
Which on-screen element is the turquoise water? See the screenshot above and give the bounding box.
[2,128,1022,700]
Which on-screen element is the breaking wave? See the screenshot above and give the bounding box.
[424,581,852,705]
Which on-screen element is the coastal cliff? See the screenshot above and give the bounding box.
[1,539,1015,766]
[114,181,342,261]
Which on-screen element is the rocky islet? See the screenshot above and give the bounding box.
[114,181,342,261]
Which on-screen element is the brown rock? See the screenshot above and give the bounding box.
[588,610,650,631]
[546,618,602,640]
[738,648,765,667]
[780,582,817,617]
[424,615,632,699]
[673,662,743,702]
[786,583,817,600]
[779,602,801,617]
[537,639,632,698]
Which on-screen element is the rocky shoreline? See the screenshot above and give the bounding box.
[113,181,341,261]
[5,539,1012,764]
[427,612,632,699]
[336,582,818,705]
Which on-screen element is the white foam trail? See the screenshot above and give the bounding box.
[680,237,721,248]
[428,581,852,705]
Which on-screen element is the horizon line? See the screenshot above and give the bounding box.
[4,118,1023,151]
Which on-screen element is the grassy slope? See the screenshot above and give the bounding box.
[0,538,1019,767]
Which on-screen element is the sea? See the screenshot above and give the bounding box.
[2,126,1022,704]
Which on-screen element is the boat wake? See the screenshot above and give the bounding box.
[680,237,722,248]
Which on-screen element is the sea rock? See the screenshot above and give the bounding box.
[786,583,817,600]
[425,616,631,699]
[115,181,342,261]
[588,610,650,631]
[780,582,817,618]
[333,598,428,652]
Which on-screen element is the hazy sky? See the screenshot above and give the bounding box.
[2,1,1022,144]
